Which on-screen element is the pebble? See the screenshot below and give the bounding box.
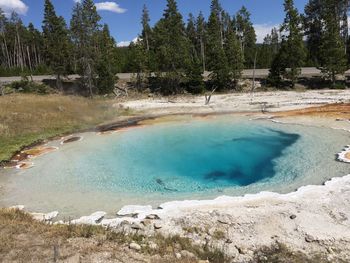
[154,223,162,229]
[290,214,297,220]
[141,219,152,226]
[148,241,158,250]
[180,250,196,259]
[129,242,141,251]
[131,223,143,230]
[305,234,315,243]
[146,214,160,220]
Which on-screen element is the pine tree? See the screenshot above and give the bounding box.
[42,0,71,91]
[235,6,257,68]
[207,0,231,90]
[96,24,117,94]
[141,5,152,52]
[187,13,197,57]
[258,28,279,68]
[70,0,101,97]
[152,0,190,94]
[185,14,204,94]
[128,40,148,91]
[270,0,306,88]
[319,0,347,85]
[224,24,243,86]
[196,12,206,72]
[304,0,323,66]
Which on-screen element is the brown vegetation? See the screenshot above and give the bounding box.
[0,208,225,262]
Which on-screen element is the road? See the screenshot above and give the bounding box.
[1,67,349,84]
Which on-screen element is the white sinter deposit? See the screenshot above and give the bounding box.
[338,145,350,163]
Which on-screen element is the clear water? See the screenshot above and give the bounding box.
[0,115,349,217]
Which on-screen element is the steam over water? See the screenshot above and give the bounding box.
[0,116,348,217]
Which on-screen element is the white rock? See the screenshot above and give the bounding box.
[9,205,25,211]
[148,241,158,250]
[129,242,141,251]
[338,145,350,163]
[71,211,106,225]
[31,211,59,222]
[154,223,162,229]
[175,253,182,259]
[117,205,153,217]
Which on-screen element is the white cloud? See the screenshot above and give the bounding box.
[117,37,138,47]
[95,1,126,14]
[73,0,81,3]
[0,0,28,15]
[117,41,131,47]
[254,23,279,43]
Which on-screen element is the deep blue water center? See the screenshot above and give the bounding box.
[205,129,300,186]
[76,118,301,193]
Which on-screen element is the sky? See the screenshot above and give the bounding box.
[0,0,309,45]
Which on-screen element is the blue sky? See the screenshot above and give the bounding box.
[0,0,308,45]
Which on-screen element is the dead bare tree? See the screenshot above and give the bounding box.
[250,50,258,104]
[205,87,217,105]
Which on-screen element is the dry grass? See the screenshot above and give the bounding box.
[0,94,130,162]
[0,208,225,262]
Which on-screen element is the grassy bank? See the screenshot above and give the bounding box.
[0,208,226,262]
[0,94,127,162]
[0,208,332,263]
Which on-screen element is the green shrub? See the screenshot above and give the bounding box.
[6,78,56,95]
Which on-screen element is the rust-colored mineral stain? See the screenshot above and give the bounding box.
[16,162,34,170]
[97,130,118,135]
[12,152,30,162]
[345,152,350,161]
[274,104,350,119]
[62,136,82,144]
[3,162,19,169]
[22,146,58,158]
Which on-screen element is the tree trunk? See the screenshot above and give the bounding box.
[250,50,258,102]
[87,63,93,98]
[27,45,33,81]
[56,73,63,92]
[200,37,206,72]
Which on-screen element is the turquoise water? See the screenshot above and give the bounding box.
[0,116,349,217]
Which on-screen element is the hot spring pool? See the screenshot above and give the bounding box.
[0,115,349,217]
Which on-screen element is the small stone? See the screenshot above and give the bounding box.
[290,214,297,220]
[327,247,334,254]
[217,216,230,225]
[180,250,196,259]
[131,223,143,230]
[226,239,233,244]
[154,223,162,229]
[148,241,158,250]
[175,253,182,259]
[305,234,315,243]
[129,242,141,251]
[145,214,160,220]
[141,219,152,226]
[236,246,247,255]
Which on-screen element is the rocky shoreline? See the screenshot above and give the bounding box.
[11,172,350,262]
